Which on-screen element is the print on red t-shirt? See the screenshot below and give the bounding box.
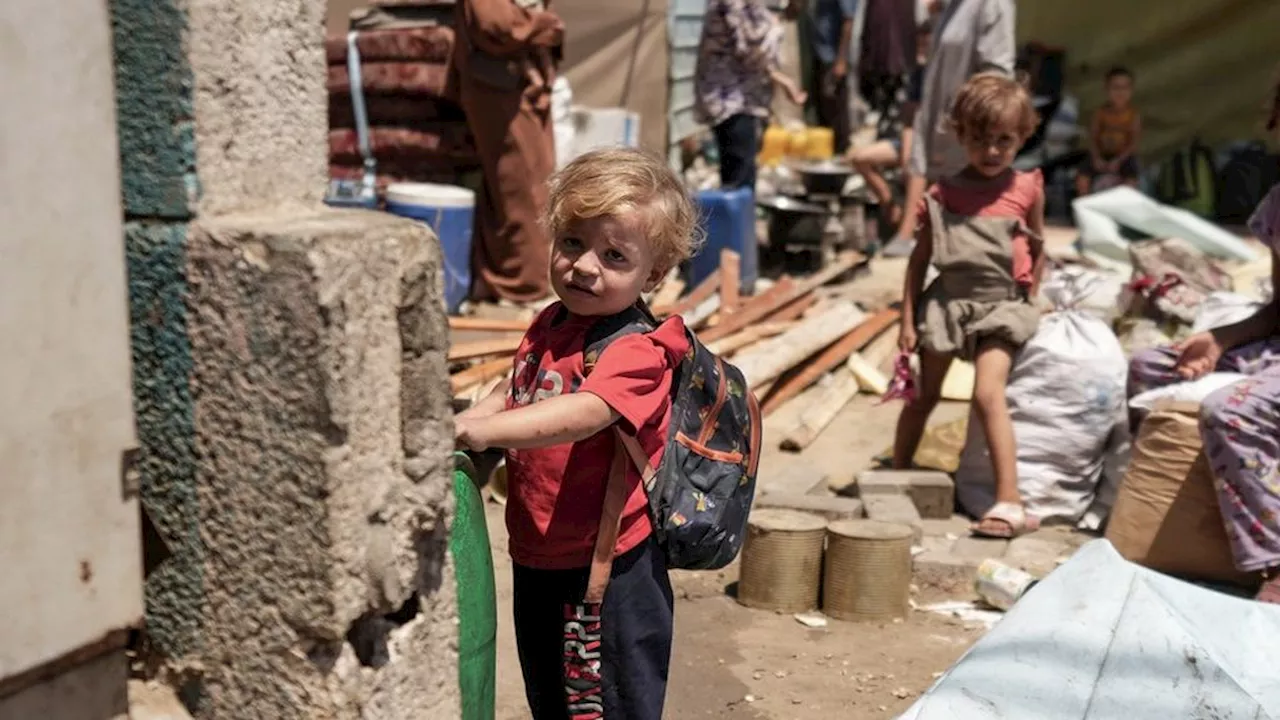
[503,304,691,570]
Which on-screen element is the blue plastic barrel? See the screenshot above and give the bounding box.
[385,183,475,314]
[689,187,758,294]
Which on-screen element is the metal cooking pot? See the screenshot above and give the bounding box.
[757,195,831,246]
[792,159,855,196]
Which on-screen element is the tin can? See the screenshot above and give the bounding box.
[974,559,1039,611]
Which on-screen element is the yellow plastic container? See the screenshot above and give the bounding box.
[759,125,789,167]
[786,126,810,160]
[805,127,835,160]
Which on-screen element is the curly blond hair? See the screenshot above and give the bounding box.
[950,72,1039,142]
[544,148,702,271]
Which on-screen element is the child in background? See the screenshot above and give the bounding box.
[1076,66,1143,196]
[893,72,1046,538]
[454,148,698,720]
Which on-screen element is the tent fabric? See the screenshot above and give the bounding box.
[556,0,670,153]
[899,539,1280,719]
[1018,1,1280,162]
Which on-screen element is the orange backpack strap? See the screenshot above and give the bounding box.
[583,430,658,604]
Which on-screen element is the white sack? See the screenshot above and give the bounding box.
[1128,372,1252,413]
[1191,291,1265,333]
[956,306,1128,525]
[1039,265,1128,323]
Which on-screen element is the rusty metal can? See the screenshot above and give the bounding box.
[974,559,1039,611]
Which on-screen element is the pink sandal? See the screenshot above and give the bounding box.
[971,502,1040,539]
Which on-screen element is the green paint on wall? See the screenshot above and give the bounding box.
[111,0,197,219]
[125,221,201,658]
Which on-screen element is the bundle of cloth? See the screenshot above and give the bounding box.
[326,17,481,189]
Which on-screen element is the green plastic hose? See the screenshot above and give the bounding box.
[450,452,497,720]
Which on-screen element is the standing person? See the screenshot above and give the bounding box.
[1126,78,1280,604]
[454,149,700,718]
[455,0,562,304]
[805,0,859,154]
[857,0,918,146]
[695,0,804,190]
[1076,66,1143,196]
[886,0,1015,252]
[893,74,1045,538]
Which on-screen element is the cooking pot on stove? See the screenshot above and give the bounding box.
[757,195,831,246]
[792,159,855,197]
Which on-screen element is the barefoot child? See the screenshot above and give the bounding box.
[893,72,1046,539]
[455,148,698,719]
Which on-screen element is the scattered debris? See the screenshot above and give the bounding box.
[793,611,829,628]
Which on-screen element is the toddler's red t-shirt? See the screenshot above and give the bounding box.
[503,303,690,570]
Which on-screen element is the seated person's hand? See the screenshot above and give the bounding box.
[1173,331,1224,380]
[785,84,809,106]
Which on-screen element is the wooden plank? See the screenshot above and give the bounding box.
[698,251,861,343]
[719,249,741,313]
[846,352,890,394]
[731,301,865,388]
[697,276,795,344]
[448,335,523,361]
[761,292,816,323]
[760,308,901,415]
[705,321,796,355]
[780,369,860,452]
[450,356,513,393]
[654,271,719,317]
[449,317,530,332]
[683,294,721,330]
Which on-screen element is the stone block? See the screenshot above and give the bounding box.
[168,208,458,718]
[759,459,830,497]
[855,469,913,496]
[862,494,922,542]
[1005,533,1070,576]
[755,492,864,521]
[912,550,976,595]
[950,536,1010,564]
[186,0,328,215]
[906,472,955,519]
[920,515,973,539]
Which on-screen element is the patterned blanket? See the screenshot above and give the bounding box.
[329,94,467,129]
[325,26,455,65]
[327,62,454,100]
[328,126,478,165]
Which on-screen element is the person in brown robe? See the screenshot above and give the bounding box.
[455,0,563,303]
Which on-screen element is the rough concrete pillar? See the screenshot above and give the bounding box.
[176,209,459,718]
[110,0,462,714]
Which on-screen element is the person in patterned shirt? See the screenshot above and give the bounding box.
[694,0,805,190]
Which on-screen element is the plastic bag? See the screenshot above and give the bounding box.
[1129,372,1251,413]
[879,351,918,404]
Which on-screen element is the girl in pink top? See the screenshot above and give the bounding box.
[894,72,1046,538]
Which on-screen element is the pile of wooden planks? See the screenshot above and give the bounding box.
[448,249,899,449]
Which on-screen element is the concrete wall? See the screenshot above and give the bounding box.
[0,0,142,715]
[111,0,461,715]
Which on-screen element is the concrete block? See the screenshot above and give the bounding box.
[1006,534,1070,576]
[907,472,955,520]
[168,208,459,718]
[862,494,922,542]
[912,550,976,595]
[0,651,130,720]
[950,536,1010,564]
[758,459,830,497]
[920,515,973,539]
[186,0,328,215]
[111,0,197,219]
[755,492,864,521]
[855,469,913,496]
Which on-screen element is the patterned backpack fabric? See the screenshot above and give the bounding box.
[584,302,763,570]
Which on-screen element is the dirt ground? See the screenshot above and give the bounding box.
[486,396,982,719]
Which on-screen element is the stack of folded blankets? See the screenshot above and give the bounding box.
[327,4,480,190]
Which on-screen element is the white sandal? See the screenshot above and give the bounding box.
[971,501,1040,539]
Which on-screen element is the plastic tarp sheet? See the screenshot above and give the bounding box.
[1072,186,1259,263]
[899,540,1280,719]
